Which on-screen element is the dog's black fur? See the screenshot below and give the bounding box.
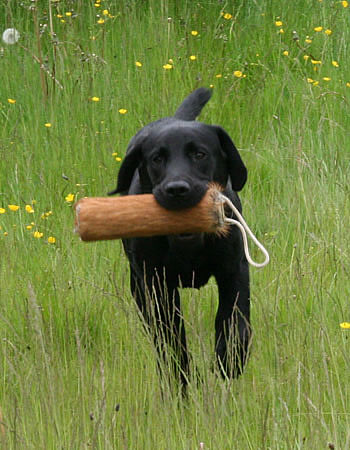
[109,88,251,384]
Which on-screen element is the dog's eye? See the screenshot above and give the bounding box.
[192,150,206,161]
[152,153,164,164]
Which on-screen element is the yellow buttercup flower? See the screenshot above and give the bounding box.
[332,60,339,67]
[305,38,312,44]
[135,61,142,67]
[311,59,322,65]
[65,193,75,203]
[118,108,127,114]
[322,77,331,81]
[282,51,289,56]
[7,98,16,104]
[102,9,109,15]
[48,236,56,244]
[314,26,323,32]
[325,29,332,36]
[90,96,100,102]
[97,18,105,24]
[113,152,122,161]
[65,12,72,17]
[275,21,283,27]
[163,63,173,70]
[346,82,350,87]
[26,225,33,230]
[189,55,197,61]
[307,78,314,83]
[33,231,44,239]
[25,205,34,213]
[342,1,348,7]
[0,208,5,214]
[45,123,52,128]
[233,70,243,78]
[191,30,198,36]
[304,55,310,61]
[223,13,232,20]
[340,322,350,329]
[40,211,52,220]
[8,204,20,211]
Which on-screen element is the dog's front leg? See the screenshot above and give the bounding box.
[214,263,251,378]
[130,268,190,386]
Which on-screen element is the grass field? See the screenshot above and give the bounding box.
[1,0,350,448]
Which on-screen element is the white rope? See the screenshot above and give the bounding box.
[219,193,270,268]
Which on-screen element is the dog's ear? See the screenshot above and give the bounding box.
[108,143,142,195]
[214,126,247,191]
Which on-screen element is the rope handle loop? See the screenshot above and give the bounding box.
[219,193,270,268]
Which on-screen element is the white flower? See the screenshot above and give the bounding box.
[2,28,20,45]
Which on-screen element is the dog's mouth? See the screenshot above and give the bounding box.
[154,194,202,211]
[153,183,207,211]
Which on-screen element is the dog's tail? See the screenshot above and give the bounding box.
[174,87,212,121]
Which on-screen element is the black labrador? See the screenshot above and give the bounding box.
[109,88,250,385]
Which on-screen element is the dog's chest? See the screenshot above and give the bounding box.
[164,238,212,288]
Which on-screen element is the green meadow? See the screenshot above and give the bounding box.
[1,0,350,448]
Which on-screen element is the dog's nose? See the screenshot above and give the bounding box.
[165,180,191,197]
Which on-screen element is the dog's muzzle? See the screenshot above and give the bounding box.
[153,180,207,211]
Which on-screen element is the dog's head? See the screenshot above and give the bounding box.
[109,90,247,210]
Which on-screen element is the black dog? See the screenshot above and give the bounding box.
[109,88,250,384]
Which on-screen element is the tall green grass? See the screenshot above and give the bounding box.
[1,0,350,448]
